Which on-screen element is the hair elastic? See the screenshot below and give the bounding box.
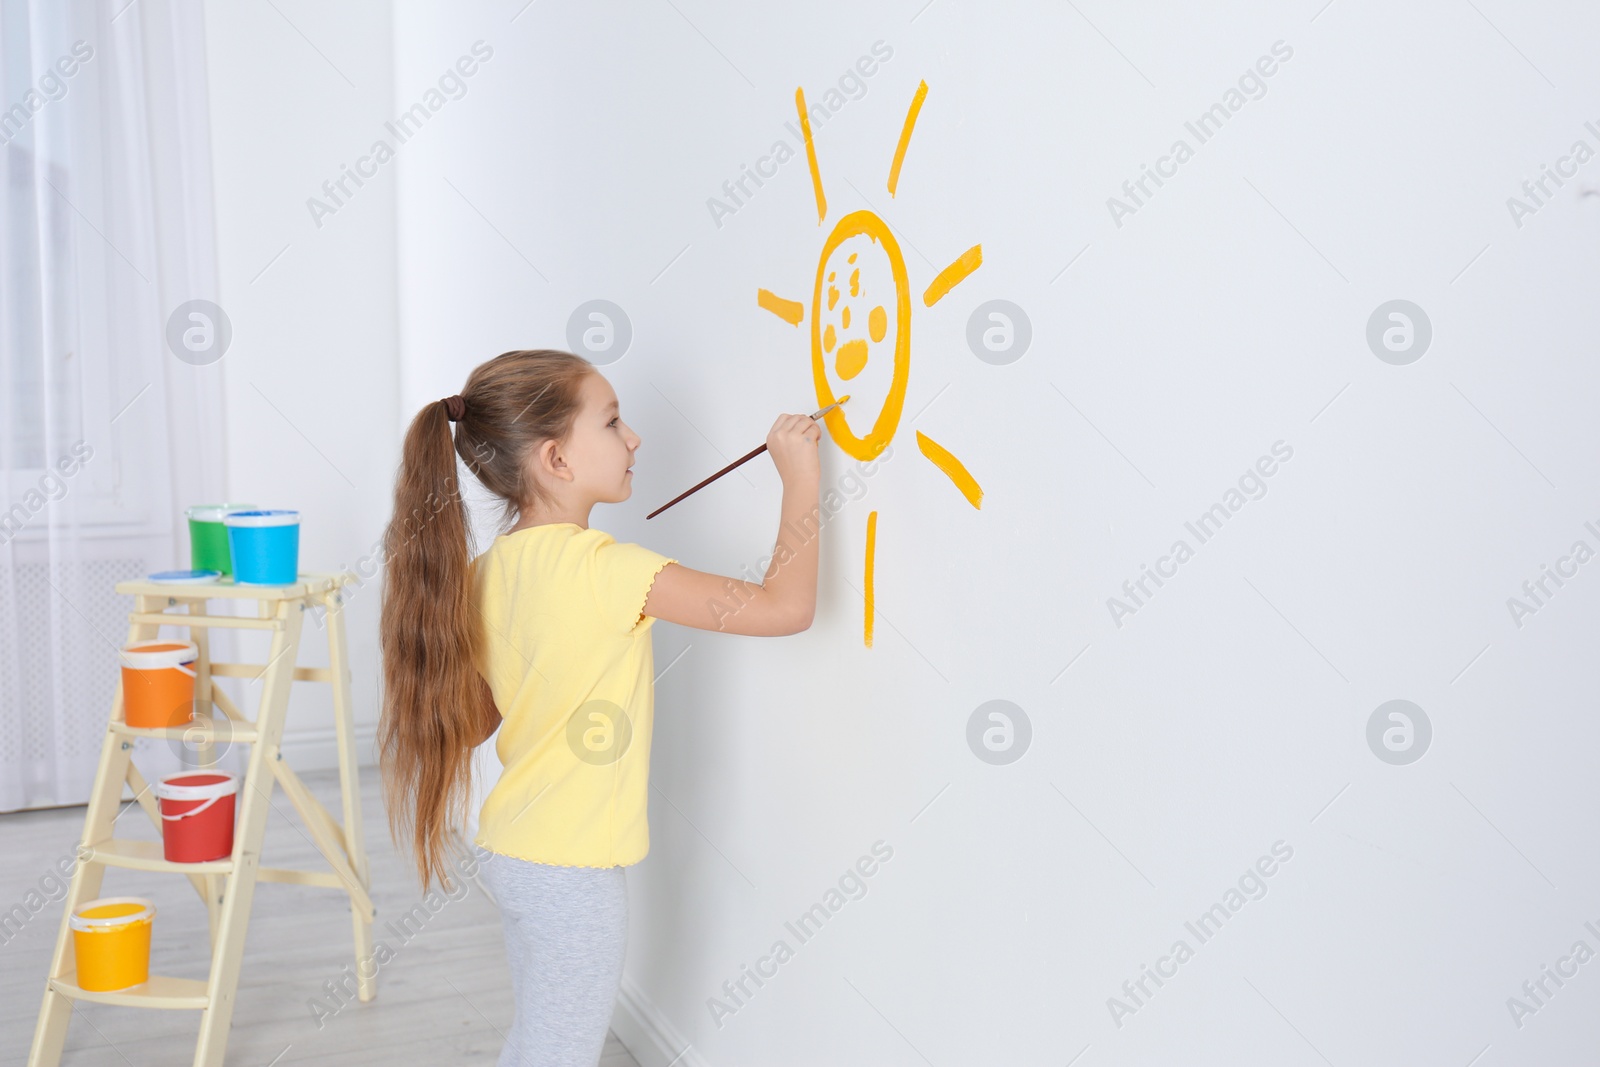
[442,395,466,422]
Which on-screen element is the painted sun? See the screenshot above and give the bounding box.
[757,79,985,648]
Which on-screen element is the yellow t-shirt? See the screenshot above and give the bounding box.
[471,522,677,868]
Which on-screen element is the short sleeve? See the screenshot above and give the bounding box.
[591,539,678,634]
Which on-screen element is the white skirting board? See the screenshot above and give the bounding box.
[610,973,708,1067]
[279,722,380,773]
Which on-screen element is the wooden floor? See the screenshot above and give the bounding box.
[0,767,642,1067]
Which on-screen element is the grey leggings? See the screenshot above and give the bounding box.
[473,844,630,1067]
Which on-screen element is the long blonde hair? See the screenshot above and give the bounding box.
[377,349,596,892]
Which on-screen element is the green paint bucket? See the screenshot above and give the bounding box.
[186,503,255,577]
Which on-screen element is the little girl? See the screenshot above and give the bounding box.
[376,348,821,1067]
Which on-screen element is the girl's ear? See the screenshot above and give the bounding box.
[535,437,573,483]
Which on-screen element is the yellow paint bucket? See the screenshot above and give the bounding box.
[70,897,155,991]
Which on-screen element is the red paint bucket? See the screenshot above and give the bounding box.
[155,772,238,862]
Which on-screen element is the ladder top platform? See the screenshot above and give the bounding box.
[114,572,356,600]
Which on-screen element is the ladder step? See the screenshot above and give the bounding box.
[109,717,258,743]
[84,837,235,874]
[210,661,334,683]
[258,866,343,888]
[115,573,340,598]
[127,611,280,631]
[49,974,210,1010]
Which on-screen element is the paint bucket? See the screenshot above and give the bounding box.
[155,772,238,862]
[70,897,155,992]
[187,503,256,577]
[118,641,197,729]
[224,509,300,585]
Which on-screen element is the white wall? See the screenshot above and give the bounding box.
[208,0,1600,1062]
[202,0,399,769]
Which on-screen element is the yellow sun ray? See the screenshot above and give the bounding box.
[888,80,928,198]
[758,288,804,325]
[795,87,826,224]
[923,244,983,307]
[864,509,878,647]
[915,430,983,508]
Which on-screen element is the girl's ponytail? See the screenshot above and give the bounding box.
[378,398,493,894]
[376,349,596,894]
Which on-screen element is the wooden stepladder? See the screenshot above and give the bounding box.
[29,572,377,1067]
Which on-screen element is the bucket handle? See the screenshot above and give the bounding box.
[161,795,222,820]
[174,662,197,678]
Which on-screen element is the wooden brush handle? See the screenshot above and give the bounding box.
[646,398,844,520]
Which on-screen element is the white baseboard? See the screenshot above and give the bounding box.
[277,722,379,773]
[611,973,709,1067]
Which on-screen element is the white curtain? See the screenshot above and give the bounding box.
[0,0,225,810]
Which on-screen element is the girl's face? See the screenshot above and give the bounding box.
[556,372,640,504]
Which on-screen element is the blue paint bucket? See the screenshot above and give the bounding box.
[223,510,300,584]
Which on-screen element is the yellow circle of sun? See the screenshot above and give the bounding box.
[811,210,908,463]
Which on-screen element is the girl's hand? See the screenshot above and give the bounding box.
[767,413,821,486]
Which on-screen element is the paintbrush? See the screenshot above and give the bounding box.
[646,396,850,520]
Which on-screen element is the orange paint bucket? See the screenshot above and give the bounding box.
[70,897,155,991]
[118,641,197,729]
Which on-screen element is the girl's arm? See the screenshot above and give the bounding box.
[469,674,502,746]
[643,413,822,636]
